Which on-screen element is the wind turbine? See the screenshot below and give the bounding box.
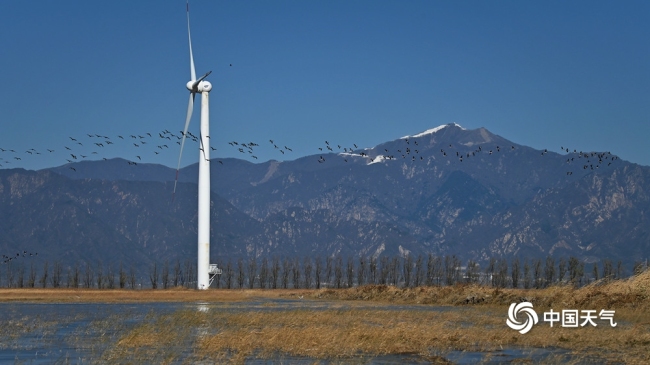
[173,1,219,290]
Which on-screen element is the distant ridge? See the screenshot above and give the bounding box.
[0,125,642,274]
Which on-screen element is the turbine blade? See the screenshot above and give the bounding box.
[191,71,212,90]
[173,92,195,198]
[187,0,196,81]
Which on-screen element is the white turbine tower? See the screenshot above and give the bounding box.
[173,1,219,290]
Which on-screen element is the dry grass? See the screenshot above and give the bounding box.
[307,269,650,310]
[0,287,310,303]
[3,270,650,363]
[104,304,649,364]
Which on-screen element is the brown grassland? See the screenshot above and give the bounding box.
[1,270,649,364]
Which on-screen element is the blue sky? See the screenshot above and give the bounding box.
[1,1,648,171]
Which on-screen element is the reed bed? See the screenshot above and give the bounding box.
[1,270,648,363]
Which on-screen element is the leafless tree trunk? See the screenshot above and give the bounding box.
[413,254,423,287]
[96,261,105,289]
[557,257,567,284]
[16,264,25,288]
[357,256,366,286]
[523,259,531,289]
[149,262,158,289]
[224,260,233,289]
[511,258,520,288]
[173,260,182,287]
[369,256,377,285]
[314,257,322,289]
[28,263,36,288]
[346,256,354,288]
[40,261,49,288]
[119,262,127,289]
[378,256,389,285]
[161,260,170,289]
[51,261,62,288]
[402,254,412,288]
[292,258,301,288]
[129,265,137,289]
[71,262,80,288]
[247,257,257,289]
[259,258,268,289]
[303,257,312,289]
[271,257,280,289]
[544,256,555,287]
[533,259,542,289]
[333,255,343,289]
[237,258,245,289]
[6,261,15,288]
[281,258,291,289]
[325,256,333,288]
[391,256,400,286]
[106,265,115,289]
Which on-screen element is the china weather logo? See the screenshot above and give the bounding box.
[506,302,539,334]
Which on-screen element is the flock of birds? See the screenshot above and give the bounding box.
[0,128,619,179]
[310,137,618,178]
[1,251,37,265]
[0,129,296,171]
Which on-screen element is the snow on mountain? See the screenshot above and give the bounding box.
[402,123,465,139]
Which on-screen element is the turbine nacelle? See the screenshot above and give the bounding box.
[186,80,212,93]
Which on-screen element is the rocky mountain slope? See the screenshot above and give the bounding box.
[1,124,647,276]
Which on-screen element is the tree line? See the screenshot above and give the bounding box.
[0,255,647,289]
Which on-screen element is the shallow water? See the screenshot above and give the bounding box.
[0,300,604,364]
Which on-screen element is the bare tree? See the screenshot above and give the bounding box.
[292,258,301,288]
[161,261,170,289]
[378,256,389,285]
[303,257,312,289]
[402,254,413,288]
[369,256,377,285]
[281,258,291,289]
[259,258,268,289]
[51,261,63,288]
[184,260,194,288]
[129,265,137,289]
[40,261,49,288]
[247,257,257,289]
[28,263,36,288]
[496,258,509,288]
[391,256,400,286]
[333,255,343,288]
[224,260,234,289]
[426,254,440,286]
[6,261,14,288]
[118,262,127,289]
[346,256,354,288]
[271,257,280,289]
[557,257,567,284]
[544,256,555,287]
[524,259,532,289]
[325,256,333,288]
[533,259,542,289]
[314,257,322,289]
[106,265,115,289]
[71,262,80,288]
[15,265,24,288]
[149,262,158,289]
[511,258,520,288]
[96,261,105,289]
[357,256,366,286]
[173,260,182,288]
[237,258,246,289]
[413,255,424,287]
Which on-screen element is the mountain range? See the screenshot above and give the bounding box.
[1,124,648,278]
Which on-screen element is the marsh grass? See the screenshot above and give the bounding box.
[2,270,649,363]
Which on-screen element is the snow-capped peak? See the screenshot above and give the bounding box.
[401,123,464,139]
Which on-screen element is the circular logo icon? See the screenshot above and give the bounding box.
[506,301,539,334]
